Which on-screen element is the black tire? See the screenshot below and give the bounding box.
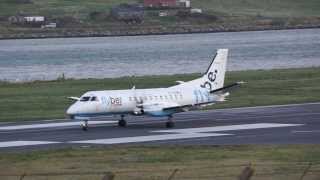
[166,121,174,128]
[118,119,127,127]
[82,126,88,131]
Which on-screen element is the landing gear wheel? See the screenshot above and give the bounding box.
[118,119,127,127]
[166,121,174,128]
[81,120,88,131]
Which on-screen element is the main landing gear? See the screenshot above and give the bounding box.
[166,115,175,128]
[81,120,88,131]
[118,115,127,127]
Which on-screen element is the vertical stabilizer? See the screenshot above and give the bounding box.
[200,49,228,91]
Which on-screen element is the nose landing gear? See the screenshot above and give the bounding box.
[81,120,88,131]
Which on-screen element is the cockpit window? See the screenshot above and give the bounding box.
[91,96,98,101]
[80,96,90,102]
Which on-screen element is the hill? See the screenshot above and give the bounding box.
[0,0,320,38]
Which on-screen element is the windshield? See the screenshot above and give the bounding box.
[80,96,90,102]
[80,96,98,102]
[91,96,98,101]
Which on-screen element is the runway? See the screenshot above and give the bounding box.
[0,102,319,151]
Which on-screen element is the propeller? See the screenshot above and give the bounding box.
[67,97,80,101]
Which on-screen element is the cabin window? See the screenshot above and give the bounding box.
[154,96,158,100]
[129,97,133,101]
[160,96,163,100]
[134,97,138,101]
[169,95,173,100]
[180,94,183,99]
[80,96,90,102]
[144,96,148,101]
[174,94,178,99]
[149,96,153,100]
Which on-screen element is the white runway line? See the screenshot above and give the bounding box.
[0,121,117,130]
[71,133,232,145]
[153,123,303,133]
[71,123,303,145]
[0,141,58,148]
[291,130,320,133]
[207,102,320,112]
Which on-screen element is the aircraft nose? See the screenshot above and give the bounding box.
[66,104,77,115]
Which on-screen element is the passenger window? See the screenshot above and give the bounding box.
[80,96,90,102]
[129,97,132,101]
[149,96,153,100]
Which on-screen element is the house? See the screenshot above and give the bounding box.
[41,22,57,28]
[8,16,26,24]
[144,0,177,8]
[178,0,191,8]
[24,16,45,23]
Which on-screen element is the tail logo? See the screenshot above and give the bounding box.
[200,69,218,90]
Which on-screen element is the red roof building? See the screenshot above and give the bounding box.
[144,0,177,7]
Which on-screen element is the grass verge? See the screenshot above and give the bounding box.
[0,67,319,122]
[0,145,320,179]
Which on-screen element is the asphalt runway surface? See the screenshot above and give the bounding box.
[0,102,319,151]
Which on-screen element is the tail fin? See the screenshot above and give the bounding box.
[200,49,228,91]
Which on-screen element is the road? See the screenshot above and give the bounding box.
[0,102,319,151]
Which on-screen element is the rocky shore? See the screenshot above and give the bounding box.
[1,22,320,40]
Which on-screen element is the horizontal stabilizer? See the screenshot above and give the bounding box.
[210,81,245,94]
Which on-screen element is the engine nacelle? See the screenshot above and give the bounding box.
[132,108,144,116]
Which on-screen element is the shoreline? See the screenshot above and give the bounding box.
[1,66,320,84]
[1,24,320,40]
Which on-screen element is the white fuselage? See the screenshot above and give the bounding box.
[67,84,221,118]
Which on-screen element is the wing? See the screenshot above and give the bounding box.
[141,102,187,116]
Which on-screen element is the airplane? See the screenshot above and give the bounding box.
[66,49,243,131]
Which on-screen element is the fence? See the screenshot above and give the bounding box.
[0,162,319,180]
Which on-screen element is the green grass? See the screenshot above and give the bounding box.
[1,0,319,18]
[193,0,320,18]
[0,0,132,18]
[0,67,319,122]
[0,145,320,179]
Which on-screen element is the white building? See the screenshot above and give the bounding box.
[24,16,45,22]
[178,0,191,8]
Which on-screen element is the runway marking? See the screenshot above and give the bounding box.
[153,123,303,133]
[70,133,231,145]
[206,102,320,112]
[0,141,58,148]
[292,130,320,133]
[71,123,303,145]
[0,121,117,131]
